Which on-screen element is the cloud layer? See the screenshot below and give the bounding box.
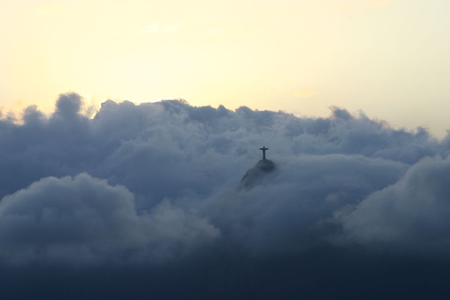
[341,155,450,255]
[2,93,450,298]
[0,173,218,265]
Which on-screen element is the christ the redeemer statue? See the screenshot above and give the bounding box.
[259,146,269,160]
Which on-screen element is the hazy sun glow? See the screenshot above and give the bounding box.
[1,0,450,137]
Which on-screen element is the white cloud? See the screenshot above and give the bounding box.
[36,3,65,16]
[368,0,395,8]
[123,22,181,35]
[206,27,220,35]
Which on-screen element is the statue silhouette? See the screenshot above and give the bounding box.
[238,146,275,190]
[259,146,269,160]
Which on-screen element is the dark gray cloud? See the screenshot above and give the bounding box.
[203,154,408,256]
[340,155,450,256]
[1,93,450,299]
[0,173,218,265]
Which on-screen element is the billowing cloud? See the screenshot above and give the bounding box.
[1,92,450,298]
[204,154,408,256]
[340,155,450,255]
[0,173,218,265]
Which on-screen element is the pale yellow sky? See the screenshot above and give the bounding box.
[1,0,450,137]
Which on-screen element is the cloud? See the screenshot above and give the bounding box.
[2,93,450,298]
[204,154,408,256]
[368,0,395,8]
[206,28,221,35]
[35,3,65,16]
[145,23,181,34]
[294,87,318,98]
[336,0,394,14]
[0,173,218,265]
[339,155,450,256]
[120,22,181,36]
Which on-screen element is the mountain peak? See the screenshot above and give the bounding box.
[238,159,276,191]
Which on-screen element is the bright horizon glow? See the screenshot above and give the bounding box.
[1,0,450,137]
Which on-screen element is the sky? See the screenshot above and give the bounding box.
[2,0,450,137]
[1,94,450,298]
